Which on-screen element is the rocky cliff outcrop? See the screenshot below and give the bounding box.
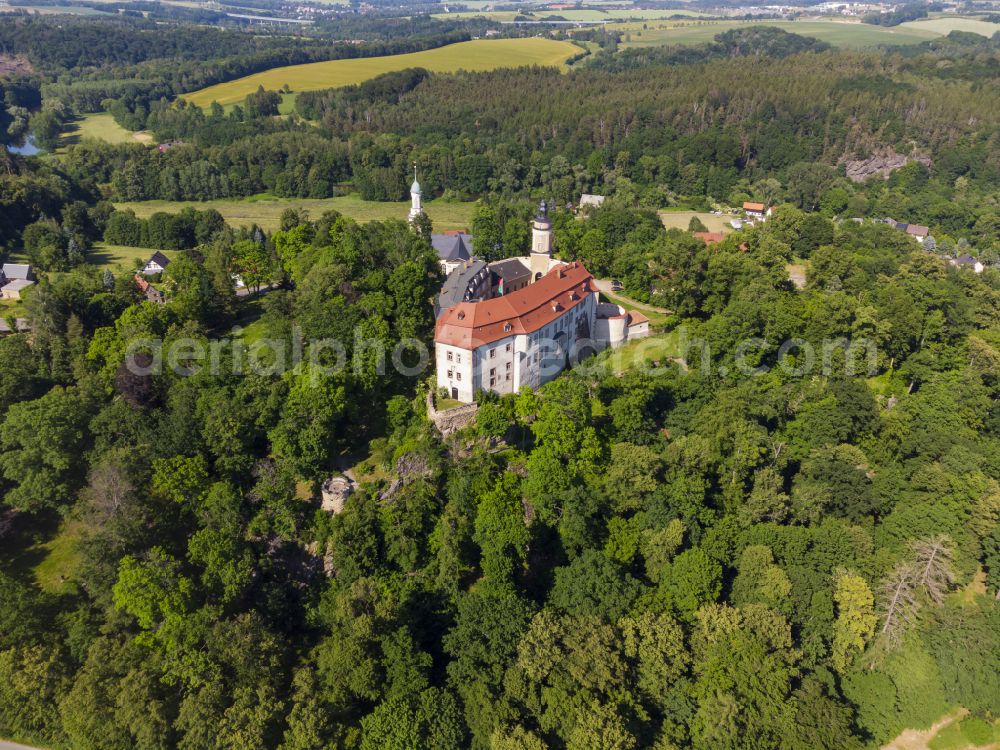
[842,150,931,183]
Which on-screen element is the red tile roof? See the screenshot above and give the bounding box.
[743,202,766,212]
[435,262,594,349]
[133,274,151,292]
[693,231,726,245]
[628,310,650,326]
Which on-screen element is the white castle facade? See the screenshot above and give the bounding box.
[409,179,649,403]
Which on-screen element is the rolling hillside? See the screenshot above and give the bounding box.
[184,37,582,109]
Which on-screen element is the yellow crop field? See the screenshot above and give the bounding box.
[185,38,582,109]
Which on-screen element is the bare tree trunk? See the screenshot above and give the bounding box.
[911,534,954,605]
[879,563,918,646]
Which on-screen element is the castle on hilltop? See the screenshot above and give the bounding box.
[409,176,649,403]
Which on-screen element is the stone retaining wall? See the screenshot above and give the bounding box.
[427,392,479,436]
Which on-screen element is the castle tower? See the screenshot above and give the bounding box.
[408,164,424,224]
[529,199,553,281]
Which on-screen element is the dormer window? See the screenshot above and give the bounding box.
[504,322,512,332]
[457,311,466,320]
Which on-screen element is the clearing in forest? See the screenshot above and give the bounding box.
[184,38,582,109]
[114,194,475,233]
[58,113,149,149]
[658,210,732,234]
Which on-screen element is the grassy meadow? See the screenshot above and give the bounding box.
[58,112,153,150]
[900,15,1000,37]
[658,209,733,233]
[85,243,175,272]
[611,18,940,48]
[115,194,475,232]
[185,38,582,109]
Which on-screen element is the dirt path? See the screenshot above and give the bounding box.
[593,279,672,315]
[0,739,45,750]
[882,709,967,750]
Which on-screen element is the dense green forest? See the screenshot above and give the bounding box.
[1,12,1000,750]
[1,200,998,750]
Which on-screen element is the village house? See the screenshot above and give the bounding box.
[693,231,726,245]
[905,223,930,243]
[882,218,932,245]
[0,263,35,300]
[950,254,985,274]
[0,318,30,335]
[578,193,606,213]
[432,231,475,276]
[141,251,171,276]
[743,202,772,222]
[133,274,165,303]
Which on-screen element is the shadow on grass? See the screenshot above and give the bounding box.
[0,510,62,585]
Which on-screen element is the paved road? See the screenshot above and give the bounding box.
[236,281,281,298]
[0,739,44,750]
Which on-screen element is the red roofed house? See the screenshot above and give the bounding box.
[693,231,726,245]
[743,202,772,222]
[133,274,165,304]
[434,202,649,402]
[905,224,929,243]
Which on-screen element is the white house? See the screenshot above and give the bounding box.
[141,251,171,276]
[743,202,772,222]
[951,254,985,274]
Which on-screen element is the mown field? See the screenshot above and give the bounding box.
[611,19,940,48]
[900,15,1000,37]
[115,194,476,232]
[58,112,152,149]
[85,243,174,272]
[185,38,582,109]
[658,209,732,233]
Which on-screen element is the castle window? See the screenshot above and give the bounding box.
[506,343,512,353]
[506,362,511,371]
[456,354,461,363]
[447,352,453,362]
[490,368,496,377]
[490,348,496,359]
[490,377,496,387]
[456,372,461,381]
[447,369,453,379]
